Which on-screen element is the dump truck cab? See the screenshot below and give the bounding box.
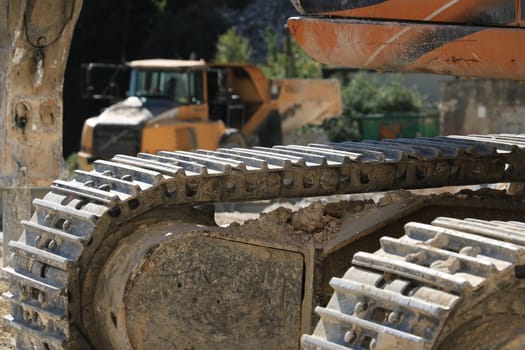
[78,59,230,170]
[127,59,208,119]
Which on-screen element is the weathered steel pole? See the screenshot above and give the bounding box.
[0,0,83,266]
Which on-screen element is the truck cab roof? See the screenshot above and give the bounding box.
[127,59,206,69]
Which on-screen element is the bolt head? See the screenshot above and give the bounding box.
[388,311,402,324]
[23,311,31,322]
[37,292,46,304]
[344,329,356,343]
[98,184,111,191]
[47,239,57,250]
[44,214,52,225]
[62,220,72,232]
[354,301,368,314]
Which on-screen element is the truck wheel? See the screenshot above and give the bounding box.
[219,130,247,148]
[257,111,282,147]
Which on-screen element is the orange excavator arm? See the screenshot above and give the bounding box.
[289,0,525,80]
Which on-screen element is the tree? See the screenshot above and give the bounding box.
[211,26,321,79]
[213,27,253,63]
[320,72,428,142]
[262,28,321,79]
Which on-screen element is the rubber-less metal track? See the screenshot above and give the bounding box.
[4,134,525,349]
[301,217,525,350]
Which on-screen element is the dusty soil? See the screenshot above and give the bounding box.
[217,199,378,245]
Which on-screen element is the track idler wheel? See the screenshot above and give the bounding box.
[86,207,304,350]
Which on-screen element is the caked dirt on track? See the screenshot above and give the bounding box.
[219,199,376,244]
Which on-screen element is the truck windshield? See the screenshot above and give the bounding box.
[133,69,203,104]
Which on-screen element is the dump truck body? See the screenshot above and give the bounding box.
[78,59,342,170]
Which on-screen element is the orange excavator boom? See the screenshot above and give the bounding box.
[289,0,525,80]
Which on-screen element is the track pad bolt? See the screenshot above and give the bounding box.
[388,311,402,324]
[47,239,57,250]
[354,301,368,314]
[44,214,52,225]
[405,251,426,264]
[98,184,111,191]
[62,219,72,232]
[430,257,461,274]
[459,246,480,256]
[37,292,46,305]
[343,329,357,343]
[121,174,133,182]
[425,233,449,248]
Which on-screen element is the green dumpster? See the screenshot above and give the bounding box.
[355,112,440,140]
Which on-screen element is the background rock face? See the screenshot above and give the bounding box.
[220,0,298,62]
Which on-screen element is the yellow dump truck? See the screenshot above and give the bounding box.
[78,59,342,170]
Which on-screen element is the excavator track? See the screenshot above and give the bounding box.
[4,134,525,349]
[301,217,525,350]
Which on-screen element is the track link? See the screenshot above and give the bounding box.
[4,134,525,349]
[301,218,525,350]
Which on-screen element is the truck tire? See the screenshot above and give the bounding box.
[257,111,283,147]
[219,129,248,148]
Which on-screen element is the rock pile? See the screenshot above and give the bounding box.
[219,0,298,62]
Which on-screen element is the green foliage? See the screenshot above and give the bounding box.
[210,26,321,78]
[262,28,322,79]
[321,72,428,142]
[66,153,79,178]
[375,75,425,113]
[213,27,253,63]
[342,72,424,116]
[151,0,168,12]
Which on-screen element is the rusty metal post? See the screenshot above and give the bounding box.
[0,0,83,266]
